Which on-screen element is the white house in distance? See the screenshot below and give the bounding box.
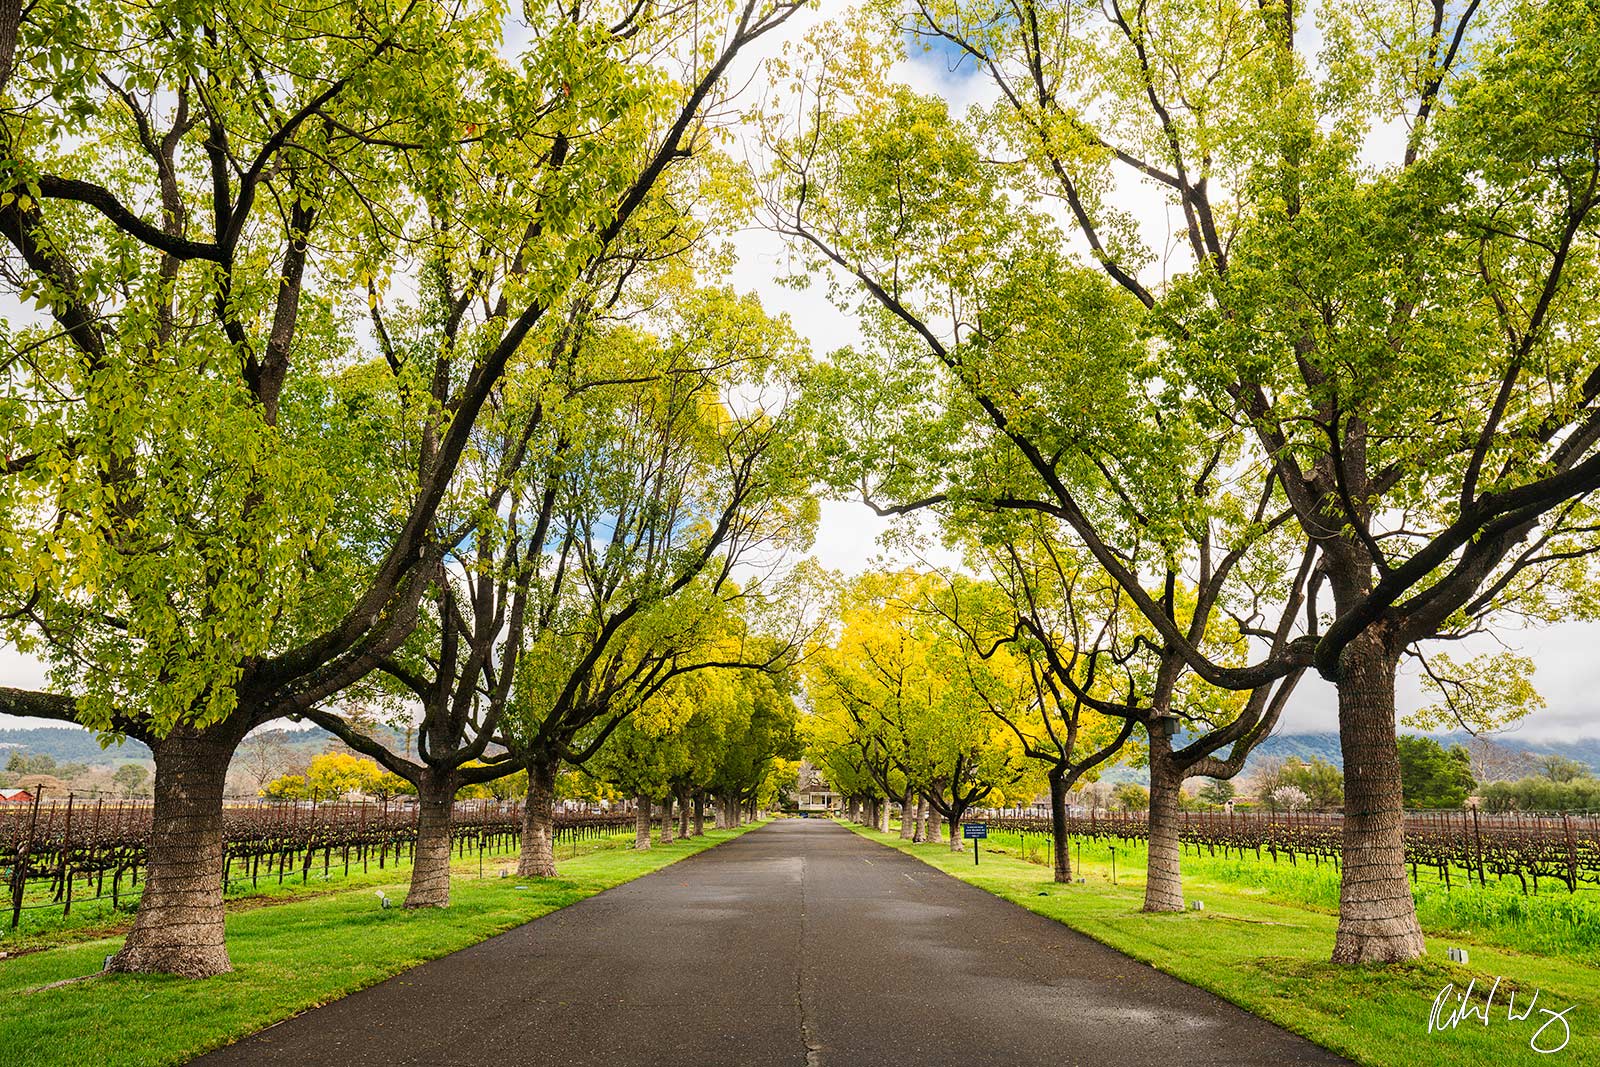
[794,761,841,815]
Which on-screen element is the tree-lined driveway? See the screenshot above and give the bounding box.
[192,820,1350,1066]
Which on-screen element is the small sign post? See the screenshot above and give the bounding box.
[963,821,988,865]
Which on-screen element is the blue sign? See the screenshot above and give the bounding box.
[962,823,988,839]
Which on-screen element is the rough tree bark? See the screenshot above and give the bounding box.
[516,757,559,878]
[693,789,706,836]
[1144,738,1184,912]
[948,815,962,853]
[107,721,246,977]
[1049,771,1071,884]
[898,792,916,840]
[876,799,889,833]
[676,788,690,839]
[912,796,927,842]
[927,797,943,844]
[635,795,653,850]
[660,793,675,845]
[406,769,457,907]
[1333,629,1426,963]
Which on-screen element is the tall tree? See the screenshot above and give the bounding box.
[1396,737,1475,810]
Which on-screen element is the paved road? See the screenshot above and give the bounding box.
[193,820,1350,1067]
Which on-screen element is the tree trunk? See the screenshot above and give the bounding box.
[660,793,675,845]
[516,756,559,878]
[108,721,244,977]
[912,796,927,842]
[676,789,690,838]
[1144,740,1184,912]
[875,798,890,833]
[948,813,962,853]
[927,800,943,844]
[1049,770,1071,884]
[635,795,652,850]
[898,792,915,840]
[406,770,455,908]
[693,790,706,836]
[1333,629,1426,963]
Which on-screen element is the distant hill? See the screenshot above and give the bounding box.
[1246,731,1600,776]
[1082,730,1600,789]
[0,726,150,764]
[0,723,409,766]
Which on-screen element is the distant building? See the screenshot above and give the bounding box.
[0,787,35,804]
[795,761,841,814]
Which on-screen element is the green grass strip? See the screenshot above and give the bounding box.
[849,822,1600,1067]
[0,823,764,1067]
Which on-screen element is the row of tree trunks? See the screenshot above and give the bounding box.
[717,792,742,829]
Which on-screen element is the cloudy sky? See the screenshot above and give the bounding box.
[4,2,1599,742]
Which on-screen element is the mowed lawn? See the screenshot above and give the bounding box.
[1,823,762,1067]
[854,822,1599,1067]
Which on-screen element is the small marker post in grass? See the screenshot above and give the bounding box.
[963,821,988,865]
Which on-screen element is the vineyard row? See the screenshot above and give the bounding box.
[2,797,633,929]
[969,809,1600,894]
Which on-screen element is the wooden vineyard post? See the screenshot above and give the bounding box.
[1564,814,1579,893]
[302,792,318,885]
[1470,808,1485,887]
[59,793,74,916]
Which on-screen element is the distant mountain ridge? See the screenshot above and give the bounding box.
[1247,731,1600,775]
[1087,730,1600,788]
[5,723,1595,782]
[0,726,151,764]
[0,724,394,766]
